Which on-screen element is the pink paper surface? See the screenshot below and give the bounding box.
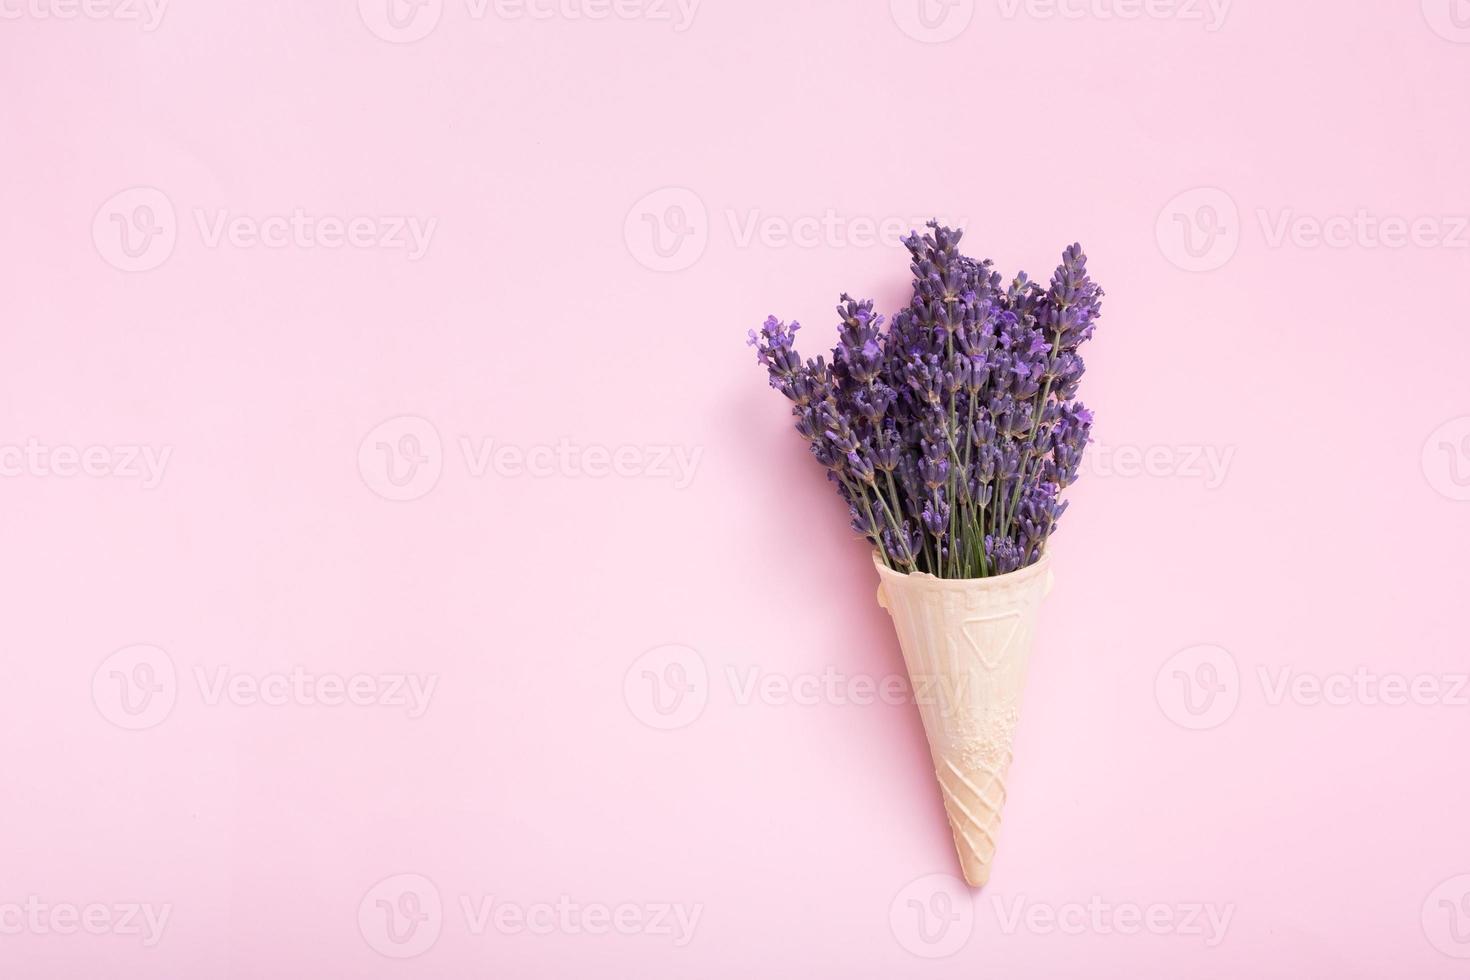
[3,1,1469,976]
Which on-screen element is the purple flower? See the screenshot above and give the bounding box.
[749,223,1103,577]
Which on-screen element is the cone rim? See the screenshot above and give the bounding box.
[871,550,1051,591]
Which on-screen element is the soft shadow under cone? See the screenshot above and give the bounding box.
[874,553,1053,888]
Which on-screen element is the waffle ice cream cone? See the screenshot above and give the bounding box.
[874,553,1053,888]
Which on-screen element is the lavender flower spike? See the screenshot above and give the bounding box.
[748,223,1102,578]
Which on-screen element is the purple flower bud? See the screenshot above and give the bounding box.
[921,496,951,537]
[847,451,876,486]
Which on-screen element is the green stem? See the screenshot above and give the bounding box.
[847,477,891,569]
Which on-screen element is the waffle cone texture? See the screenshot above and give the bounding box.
[874,553,1053,887]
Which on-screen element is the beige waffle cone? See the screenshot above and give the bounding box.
[875,553,1052,888]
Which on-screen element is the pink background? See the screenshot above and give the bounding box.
[3,0,1470,976]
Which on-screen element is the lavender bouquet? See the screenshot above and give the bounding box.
[748,222,1101,579]
[748,223,1102,887]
